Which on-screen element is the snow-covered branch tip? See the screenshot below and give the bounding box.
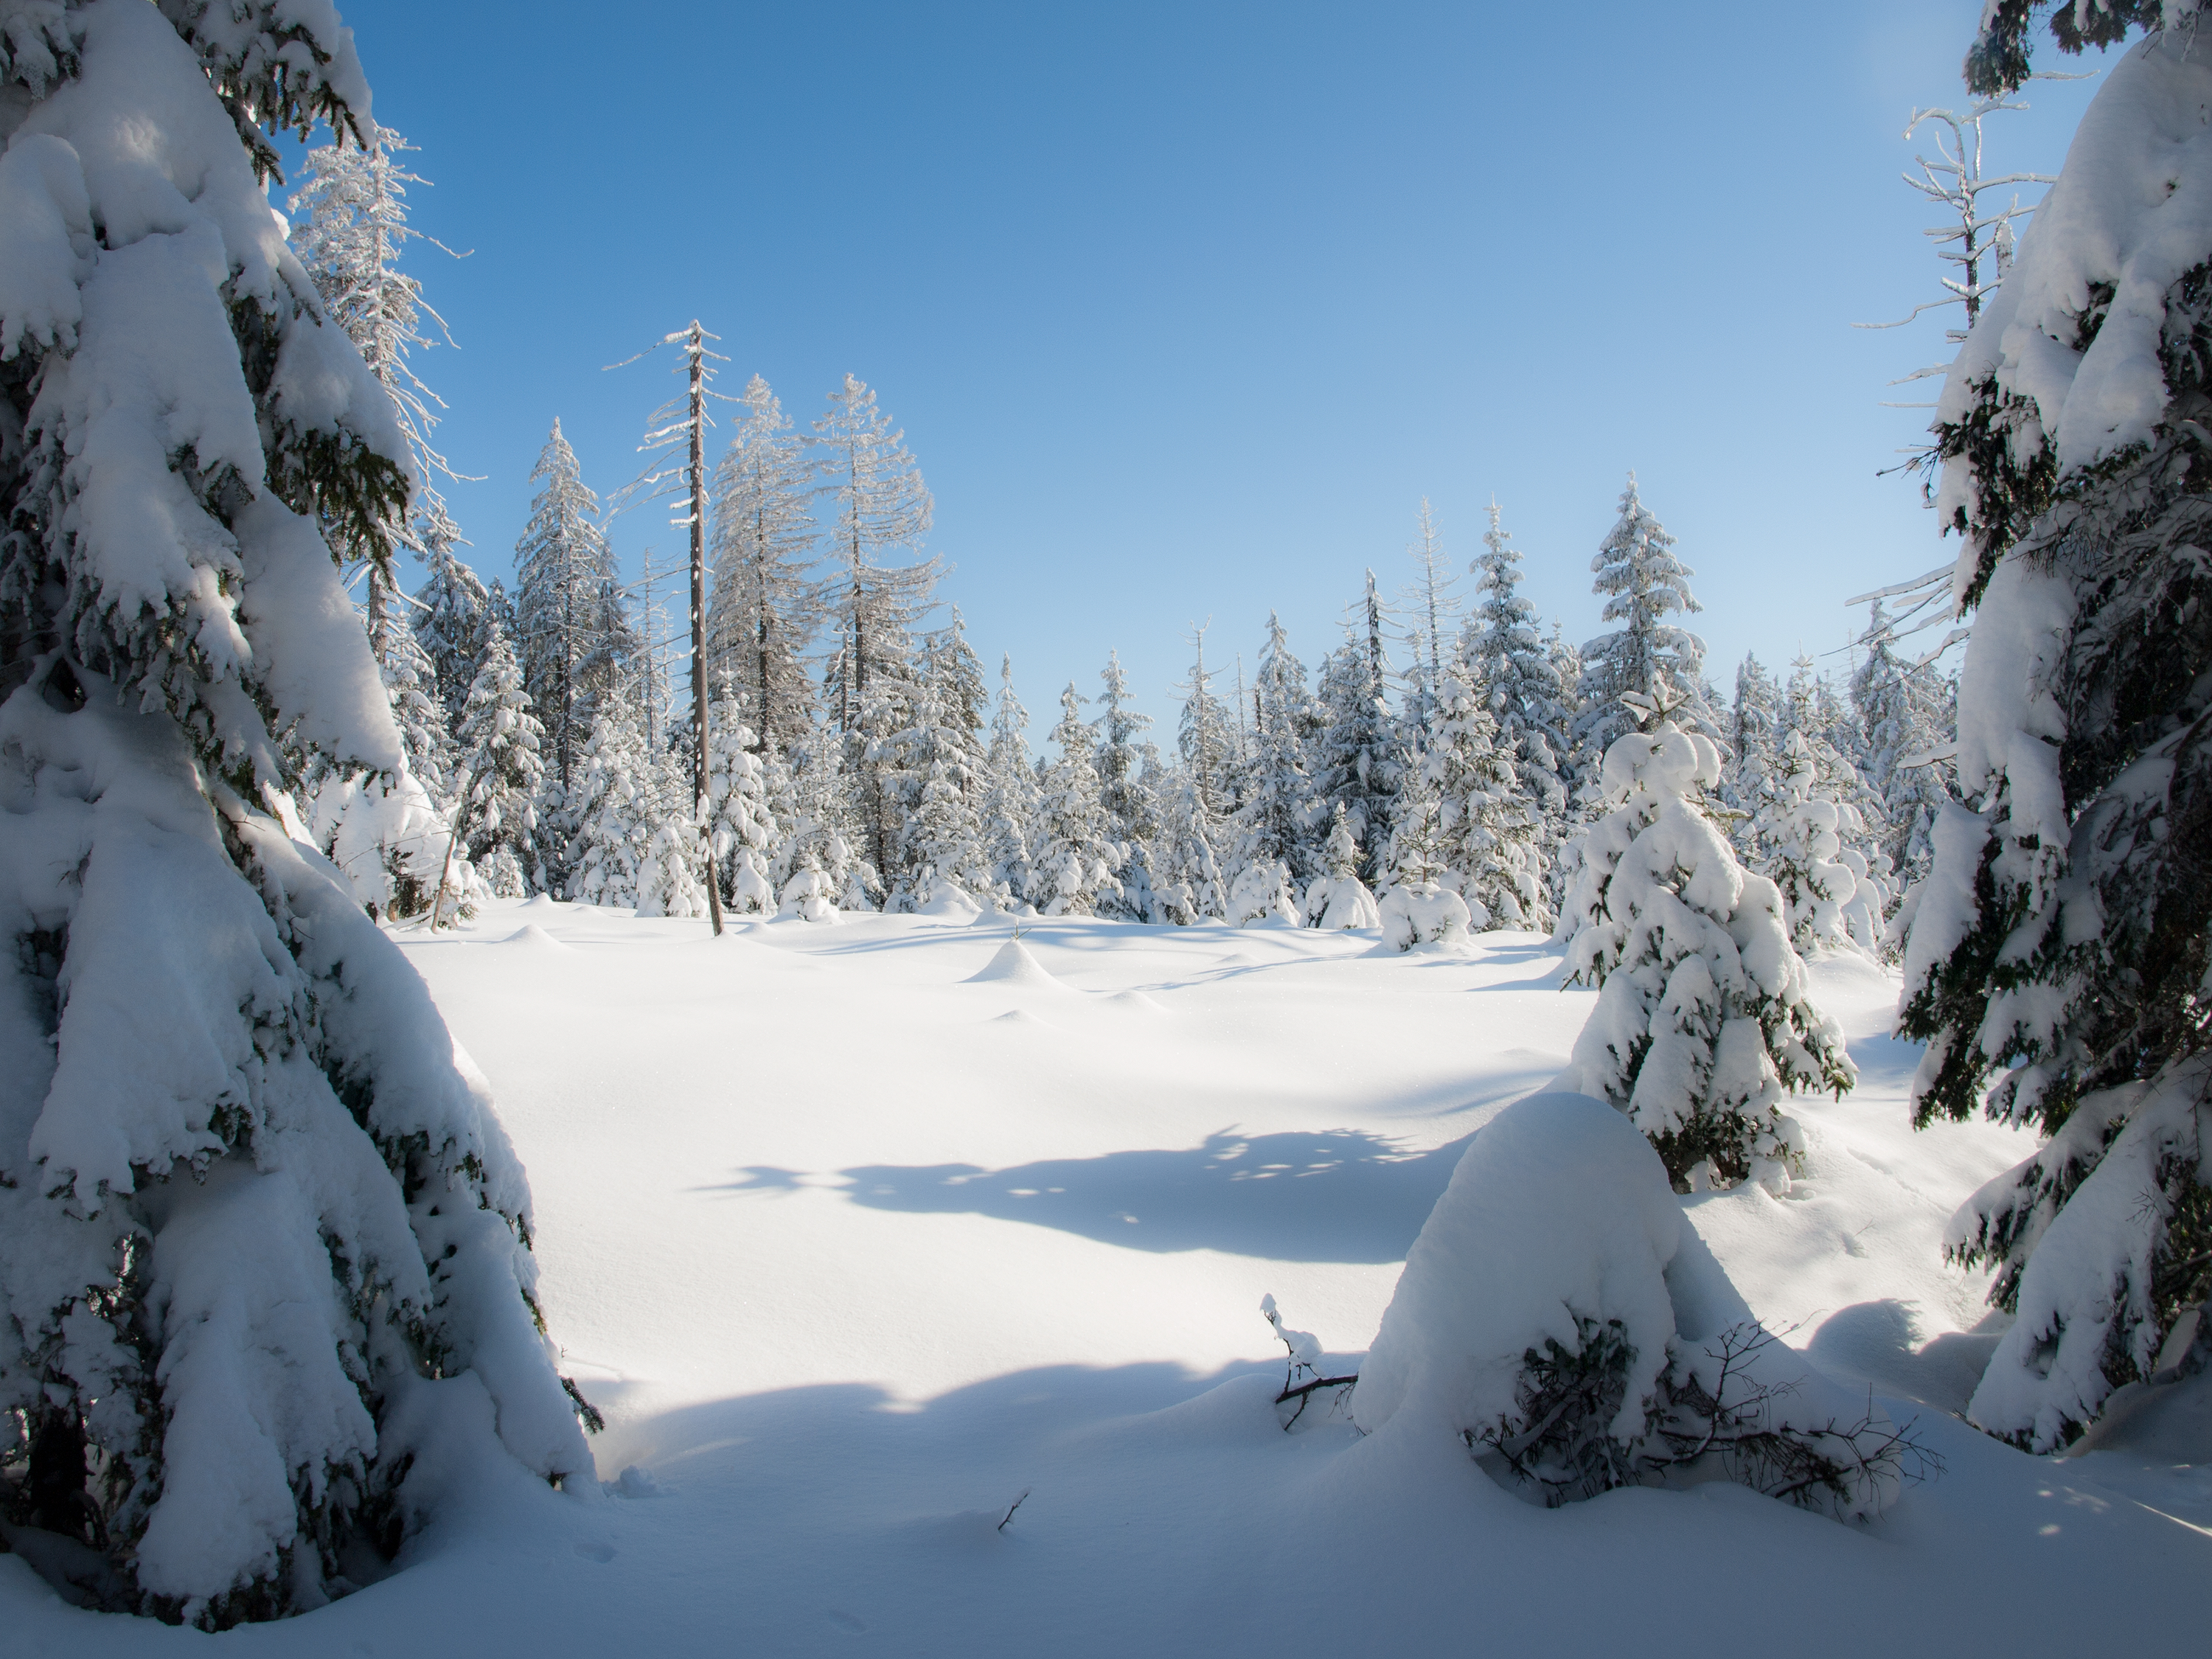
[1261,1295,1357,1429]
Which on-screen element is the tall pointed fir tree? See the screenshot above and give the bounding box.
[1228,611,1320,902]
[1722,653,1784,860]
[284,121,466,663]
[513,420,618,801]
[1093,650,1160,919]
[0,2,591,1621]
[1894,2,2212,1450]
[1309,571,1400,883]
[455,619,545,897]
[1848,599,1953,891]
[813,374,937,876]
[1426,660,1544,931]
[1151,771,1229,925]
[708,372,818,751]
[813,372,936,730]
[285,119,484,908]
[1399,497,1460,731]
[1029,684,1123,915]
[981,654,1040,904]
[414,518,491,733]
[886,619,990,905]
[1467,500,1571,840]
[704,673,779,915]
[1176,623,1237,819]
[1570,473,1716,790]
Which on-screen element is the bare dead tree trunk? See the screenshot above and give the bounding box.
[686,321,725,936]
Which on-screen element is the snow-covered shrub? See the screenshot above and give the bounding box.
[1378,883,1473,953]
[1304,805,1382,930]
[1557,717,1853,1189]
[1899,4,2212,1451]
[0,1,591,1621]
[1227,858,1300,927]
[1354,1094,1922,1520]
[779,850,841,923]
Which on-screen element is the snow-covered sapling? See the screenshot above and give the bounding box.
[1557,713,1854,1189]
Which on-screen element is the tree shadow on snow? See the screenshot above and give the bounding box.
[714,1126,1482,1263]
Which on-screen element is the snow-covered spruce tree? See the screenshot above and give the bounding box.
[1750,731,1882,958]
[1467,499,1571,843]
[307,599,471,920]
[1308,571,1401,883]
[1722,653,1781,860]
[454,619,543,899]
[1399,497,1460,732]
[0,1,591,1623]
[1848,600,1953,890]
[563,701,706,922]
[1304,803,1382,930]
[813,372,937,736]
[1226,611,1319,904]
[1556,693,1854,1189]
[512,420,617,795]
[888,657,990,908]
[284,120,482,910]
[283,121,463,567]
[1029,683,1121,917]
[980,653,1038,904]
[1377,757,1475,953]
[1150,769,1229,925]
[770,726,860,922]
[1569,473,1717,789]
[414,521,491,732]
[1427,658,1545,931]
[1893,3,2212,1450]
[1093,650,1158,920]
[1354,1093,1918,1519]
[811,373,938,885]
[704,675,777,916]
[1175,622,1238,819]
[707,372,818,752]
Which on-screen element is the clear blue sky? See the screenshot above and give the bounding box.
[329,0,2115,743]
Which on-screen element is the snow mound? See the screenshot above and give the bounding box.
[965,939,1072,993]
[521,891,557,911]
[1102,990,1166,1014]
[1354,1091,1903,1519]
[1355,1093,1684,1444]
[499,924,568,950]
[987,1008,1059,1031]
[918,883,984,921]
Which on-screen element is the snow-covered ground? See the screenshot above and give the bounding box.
[10,901,2208,1653]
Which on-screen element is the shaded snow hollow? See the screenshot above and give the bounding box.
[10,905,2204,1655]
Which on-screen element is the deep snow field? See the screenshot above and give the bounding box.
[8,899,2210,1654]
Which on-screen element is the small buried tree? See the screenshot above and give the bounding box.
[1353,1094,1930,1516]
[1555,688,1854,1190]
[0,1,591,1624]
